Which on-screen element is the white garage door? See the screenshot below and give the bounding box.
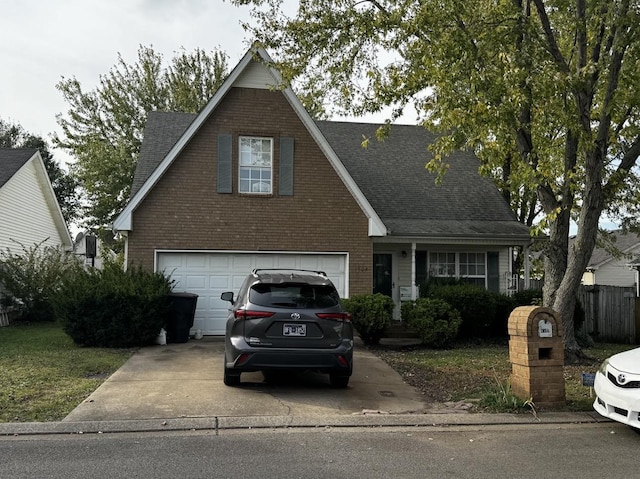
[156,251,348,335]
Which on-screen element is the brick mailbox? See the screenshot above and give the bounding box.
[508,306,566,408]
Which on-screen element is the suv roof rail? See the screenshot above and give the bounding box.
[252,268,327,277]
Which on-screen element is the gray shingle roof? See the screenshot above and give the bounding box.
[0,148,37,189]
[316,121,529,238]
[585,230,640,268]
[131,113,529,239]
[130,112,196,197]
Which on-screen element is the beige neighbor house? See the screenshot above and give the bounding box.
[113,46,532,336]
[0,148,72,325]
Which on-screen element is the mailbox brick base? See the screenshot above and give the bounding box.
[508,306,566,408]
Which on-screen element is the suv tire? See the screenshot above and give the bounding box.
[224,365,241,387]
[329,374,350,388]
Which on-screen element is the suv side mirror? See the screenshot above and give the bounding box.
[220,291,234,304]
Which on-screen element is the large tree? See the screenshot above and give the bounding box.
[55,45,229,233]
[235,0,640,358]
[0,118,79,223]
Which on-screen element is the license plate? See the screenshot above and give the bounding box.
[283,324,306,336]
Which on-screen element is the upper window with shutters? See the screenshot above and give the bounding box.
[217,135,293,196]
[239,137,273,194]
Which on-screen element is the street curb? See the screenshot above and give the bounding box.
[0,412,610,436]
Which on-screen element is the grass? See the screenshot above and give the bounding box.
[0,322,633,422]
[371,341,633,413]
[0,322,134,423]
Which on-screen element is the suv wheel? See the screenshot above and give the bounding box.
[224,365,240,387]
[329,374,350,388]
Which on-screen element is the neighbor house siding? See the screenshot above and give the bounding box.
[0,160,63,251]
[593,263,637,287]
[126,87,372,295]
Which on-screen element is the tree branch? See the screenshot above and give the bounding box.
[531,0,570,74]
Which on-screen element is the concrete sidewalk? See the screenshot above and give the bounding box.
[0,337,609,436]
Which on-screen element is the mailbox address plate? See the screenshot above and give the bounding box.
[538,319,553,338]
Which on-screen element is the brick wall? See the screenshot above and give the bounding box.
[126,87,372,294]
[508,306,566,407]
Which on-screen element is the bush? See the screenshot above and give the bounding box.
[342,293,394,345]
[512,289,543,306]
[0,240,80,322]
[53,262,172,348]
[401,298,461,348]
[427,284,499,339]
[492,293,517,337]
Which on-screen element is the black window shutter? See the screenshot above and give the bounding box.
[217,134,232,193]
[487,251,500,292]
[279,137,294,196]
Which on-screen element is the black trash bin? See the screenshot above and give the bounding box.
[166,292,198,343]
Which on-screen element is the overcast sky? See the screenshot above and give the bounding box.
[0,0,259,163]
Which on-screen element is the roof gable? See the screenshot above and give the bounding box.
[114,47,529,243]
[114,46,385,236]
[585,230,640,269]
[0,148,72,249]
[0,148,36,188]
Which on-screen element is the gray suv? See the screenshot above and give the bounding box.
[220,269,354,388]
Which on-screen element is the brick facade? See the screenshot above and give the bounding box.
[126,87,373,295]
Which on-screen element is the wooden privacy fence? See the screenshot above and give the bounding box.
[577,285,640,344]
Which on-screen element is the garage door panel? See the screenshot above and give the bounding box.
[185,275,207,289]
[186,253,208,269]
[157,252,347,335]
[209,255,232,269]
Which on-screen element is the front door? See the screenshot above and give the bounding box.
[373,253,393,297]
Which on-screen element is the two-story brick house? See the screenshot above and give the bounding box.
[113,46,532,335]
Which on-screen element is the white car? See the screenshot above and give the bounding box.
[593,347,640,430]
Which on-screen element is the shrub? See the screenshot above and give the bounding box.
[0,240,80,322]
[491,293,517,337]
[401,298,461,348]
[427,284,498,339]
[53,262,172,348]
[512,289,543,306]
[418,276,468,299]
[342,293,394,345]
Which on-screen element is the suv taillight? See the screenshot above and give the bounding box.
[316,312,352,322]
[234,310,275,320]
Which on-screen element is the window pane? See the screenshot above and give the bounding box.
[238,137,272,193]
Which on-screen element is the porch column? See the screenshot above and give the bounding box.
[524,243,531,290]
[411,242,417,300]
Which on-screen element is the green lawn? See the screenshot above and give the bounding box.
[1,322,634,422]
[372,341,634,413]
[0,322,133,422]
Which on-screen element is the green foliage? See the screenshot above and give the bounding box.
[54,262,172,348]
[0,118,79,222]
[342,293,394,345]
[55,45,229,230]
[401,298,461,348]
[512,289,544,307]
[427,284,500,339]
[0,240,80,322]
[478,374,536,415]
[237,0,640,352]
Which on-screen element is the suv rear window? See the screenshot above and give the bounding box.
[249,283,340,308]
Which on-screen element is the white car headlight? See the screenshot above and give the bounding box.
[598,359,610,375]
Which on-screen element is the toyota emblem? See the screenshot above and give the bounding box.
[618,374,627,384]
[291,312,301,320]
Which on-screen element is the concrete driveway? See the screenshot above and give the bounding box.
[63,338,432,422]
